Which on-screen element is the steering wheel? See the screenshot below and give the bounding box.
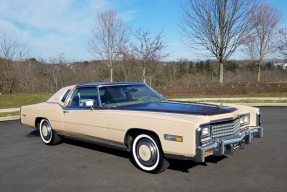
[138,96,150,101]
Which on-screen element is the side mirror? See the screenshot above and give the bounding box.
[86,100,94,110]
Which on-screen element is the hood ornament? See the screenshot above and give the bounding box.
[218,103,223,108]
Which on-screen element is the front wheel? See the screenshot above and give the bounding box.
[132,133,169,173]
[39,119,61,145]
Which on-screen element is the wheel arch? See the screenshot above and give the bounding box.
[35,117,47,129]
[124,128,163,152]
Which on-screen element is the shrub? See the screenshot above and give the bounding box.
[255,84,259,87]
[185,85,189,88]
[206,84,210,87]
[231,85,235,88]
[245,84,249,87]
[219,84,223,87]
[277,84,280,87]
[197,84,201,87]
[163,87,167,90]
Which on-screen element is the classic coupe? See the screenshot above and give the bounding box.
[21,82,263,173]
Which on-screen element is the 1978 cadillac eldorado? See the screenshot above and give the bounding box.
[21,82,263,173]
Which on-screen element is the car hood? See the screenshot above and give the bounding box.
[108,100,237,116]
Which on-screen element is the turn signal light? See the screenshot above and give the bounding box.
[204,150,212,156]
[176,137,182,142]
[164,134,183,142]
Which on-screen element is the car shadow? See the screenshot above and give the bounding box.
[26,130,130,159]
[25,130,228,173]
[167,155,228,173]
[25,129,41,137]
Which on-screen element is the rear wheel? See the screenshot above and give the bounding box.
[132,133,169,173]
[39,119,61,145]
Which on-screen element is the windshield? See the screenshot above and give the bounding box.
[99,84,165,107]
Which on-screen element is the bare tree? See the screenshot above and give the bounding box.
[0,32,30,94]
[88,9,128,82]
[37,54,70,92]
[278,27,287,58]
[179,0,259,83]
[118,51,137,82]
[18,59,37,93]
[130,28,169,83]
[244,2,281,81]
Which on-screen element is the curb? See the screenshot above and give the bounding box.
[201,103,287,107]
[1,100,287,122]
[0,115,20,122]
[228,103,287,107]
[0,108,20,113]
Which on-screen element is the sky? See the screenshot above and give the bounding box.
[0,0,286,62]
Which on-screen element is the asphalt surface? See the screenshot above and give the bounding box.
[0,107,286,192]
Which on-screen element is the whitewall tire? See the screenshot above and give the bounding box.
[39,119,61,145]
[132,133,169,173]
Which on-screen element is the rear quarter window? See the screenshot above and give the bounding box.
[61,90,71,102]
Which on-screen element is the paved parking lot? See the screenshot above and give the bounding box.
[0,107,287,192]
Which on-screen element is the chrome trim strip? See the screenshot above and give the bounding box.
[164,153,194,161]
[200,115,239,127]
[223,133,246,145]
[63,107,108,111]
[97,83,144,87]
[256,112,261,127]
[58,133,128,151]
[97,86,102,107]
[63,121,105,129]
[210,115,238,123]
[202,142,218,151]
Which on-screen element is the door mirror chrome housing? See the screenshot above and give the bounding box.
[85,100,94,110]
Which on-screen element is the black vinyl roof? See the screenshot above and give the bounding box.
[76,82,145,88]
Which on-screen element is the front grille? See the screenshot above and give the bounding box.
[211,118,240,138]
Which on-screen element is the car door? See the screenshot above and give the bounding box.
[63,87,107,143]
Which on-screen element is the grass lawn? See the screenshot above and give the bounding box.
[0,93,53,109]
[0,111,20,117]
[0,92,286,114]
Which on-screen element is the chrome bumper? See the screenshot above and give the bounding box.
[195,126,263,163]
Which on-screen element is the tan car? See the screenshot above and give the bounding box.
[21,82,263,173]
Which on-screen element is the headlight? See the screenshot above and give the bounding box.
[244,116,249,123]
[201,126,210,137]
[240,117,244,124]
[240,114,250,126]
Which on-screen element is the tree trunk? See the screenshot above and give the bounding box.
[110,66,113,82]
[257,65,261,81]
[143,66,146,83]
[218,61,224,83]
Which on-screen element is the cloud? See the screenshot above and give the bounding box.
[0,0,136,60]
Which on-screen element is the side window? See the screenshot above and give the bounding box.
[67,87,98,107]
[61,90,71,102]
[100,87,128,106]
